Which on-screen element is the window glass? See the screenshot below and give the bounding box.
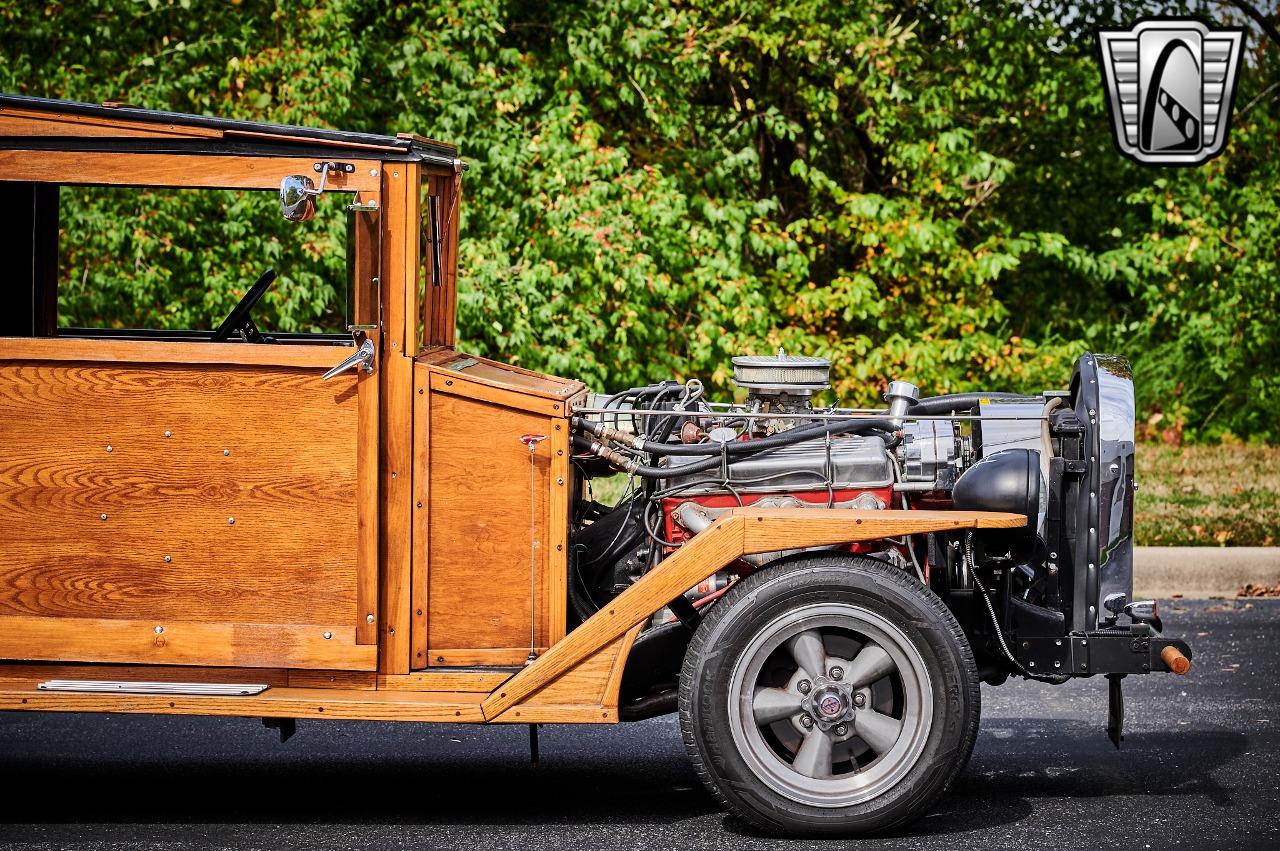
[57,185,354,334]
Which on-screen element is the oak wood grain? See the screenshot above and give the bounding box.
[0,108,224,139]
[0,337,350,368]
[0,663,290,685]
[0,151,381,192]
[738,507,1027,553]
[376,670,513,692]
[0,358,378,668]
[483,507,1027,717]
[377,164,414,674]
[482,518,745,717]
[410,364,432,668]
[0,616,375,669]
[0,683,485,722]
[356,358,380,645]
[287,670,378,690]
[426,391,555,663]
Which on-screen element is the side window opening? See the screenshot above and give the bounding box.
[52,184,360,341]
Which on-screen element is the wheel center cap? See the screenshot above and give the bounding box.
[812,686,846,718]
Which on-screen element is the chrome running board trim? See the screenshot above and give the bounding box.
[37,679,270,696]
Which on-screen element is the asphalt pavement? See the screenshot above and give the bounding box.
[0,598,1276,850]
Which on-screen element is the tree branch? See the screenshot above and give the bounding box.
[1226,0,1280,50]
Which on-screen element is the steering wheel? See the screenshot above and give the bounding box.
[212,269,277,343]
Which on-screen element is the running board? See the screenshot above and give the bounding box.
[38,679,270,696]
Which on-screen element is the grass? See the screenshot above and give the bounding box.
[1135,443,1279,547]
[584,444,1280,547]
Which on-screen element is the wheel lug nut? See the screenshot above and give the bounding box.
[799,715,814,729]
[834,724,848,736]
[830,667,844,680]
[798,680,812,694]
[853,693,866,708]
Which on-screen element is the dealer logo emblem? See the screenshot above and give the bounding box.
[1096,19,1245,166]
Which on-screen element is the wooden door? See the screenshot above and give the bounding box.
[413,352,583,669]
[0,339,380,670]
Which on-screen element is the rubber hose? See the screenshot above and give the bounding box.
[573,419,894,479]
[907,392,1042,416]
[580,415,895,458]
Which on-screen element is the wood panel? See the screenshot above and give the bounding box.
[0,616,375,669]
[0,663,290,685]
[0,664,375,690]
[426,391,558,667]
[411,364,431,667]
[0,151,381,192]
[428,371,572,417]
[355,361,380,644]
[422,165,461,348]
[0,683,486,723]
[0,337,350,368]
[377,164,415,674]
[482,507,1027,717]
[548,421,570,645]
[424,354,586,403]
[377,670,512,693]
[287,670,378,690]
[738,507,1027,552]
[0,359,378,670]
[491,624,640,724]
[0,109,224,139]
[483,516,743,717]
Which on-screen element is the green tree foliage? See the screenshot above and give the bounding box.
[1,0,1276,439]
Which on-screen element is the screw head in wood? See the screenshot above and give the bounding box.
[223,449,230,456]
[100,514,108,521]
[323,631,333,640]
[366,614,375,623]
[164,431,172,438]
[163,555,172,563]
[105,445,112,452]
[228,518,235,525]
[154,626,164,634]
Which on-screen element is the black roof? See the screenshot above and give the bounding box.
[0,93,460,166]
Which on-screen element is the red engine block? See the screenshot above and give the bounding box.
[661,486,904,553]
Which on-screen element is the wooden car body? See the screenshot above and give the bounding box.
[0,96,1023,723]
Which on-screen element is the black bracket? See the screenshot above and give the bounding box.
[1017,628,1193,676]
[314,161,356,174]
[1107,674,1125,749]
[262,716,296,743]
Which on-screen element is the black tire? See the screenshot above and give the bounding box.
[678,554,980,836]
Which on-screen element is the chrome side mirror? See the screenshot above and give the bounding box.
[279,174,317,221]
[279,161,355,222]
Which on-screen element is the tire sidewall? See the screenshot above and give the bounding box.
[681,557,978,836]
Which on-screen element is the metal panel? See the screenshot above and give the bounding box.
[1095,355,1136,620]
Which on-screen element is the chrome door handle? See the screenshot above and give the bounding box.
[322,338,376,380]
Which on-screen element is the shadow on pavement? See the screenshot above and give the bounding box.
[0,716,1247,833]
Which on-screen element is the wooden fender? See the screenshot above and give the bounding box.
[482,507,1025,720]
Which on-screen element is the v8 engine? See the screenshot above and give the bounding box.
[569,348,1189,741]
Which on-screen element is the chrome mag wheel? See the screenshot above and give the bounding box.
[680,556,979,836]
[726,602,934,808]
